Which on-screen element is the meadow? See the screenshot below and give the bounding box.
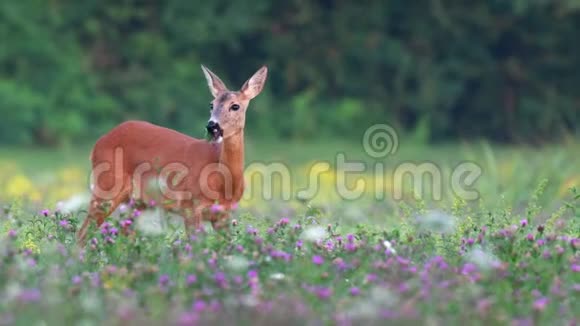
[0,139,578,325]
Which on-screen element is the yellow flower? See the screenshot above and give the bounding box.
[103,280,113,290]
[5,174,35,198]
[23,237,40,254]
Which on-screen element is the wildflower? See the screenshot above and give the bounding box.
[17,288,41,303]
[269,273,285,280]
[278,217,290,226]
[571,264,580,272]
[7,230,16,238]
[366,274,378,283]
[325,240,334,251]
[186,274,197,286]
[214,272,227,288]
[296,239,303,249]
[132,209,141,218]
[526,233,534,241]
[118,204,128,213]
[315,287,333,300]
[383,240,396,255]
[193,300,207,312]
[72,275,82,285]
[520,219,528,227]
[312,255,324,265]
[159,274,171,287]
[210,203,224,214]
[149,200,156,207]
[537,225,545,233]
[120,219,132,228]
[349,287,360,296]
[476,298,492,316]
[532,297,549,312]
[59,220,70,229]
[536,238,545,246]
[41,209,50,217]
[109,227,119,236]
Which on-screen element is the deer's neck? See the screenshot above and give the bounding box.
[218,130,245,202]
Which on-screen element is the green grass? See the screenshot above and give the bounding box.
[0,140,578,325]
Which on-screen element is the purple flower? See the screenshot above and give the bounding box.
[159,274,171,287]
[571,264,580,272]
[526,233,534,241]
[41,209,50,217]
[248,270,258,279]
[296,240,303,249]
[210,203,224,214]
[7,230,17,238]
[346,234,355,243]
[59,220,70,228]
[72,275,82,285]
[315,287,333,300]
[186,274,197,286]
[349,287,360,296]
[120,219,132,228]
[109,227,119,236]
[214,272,227,288]
[520,219,528,227]
[149,200,156,207]
[132,209,141,218]
[17,288,41,303]
[366,273,378,283]
[193,300,207,312]
[325,240,335,251]
[312,255,324,265]
[278,217,290,226]
[533,297,549,312]
[536,239,545,246]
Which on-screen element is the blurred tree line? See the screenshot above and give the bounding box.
[0,0,578,146]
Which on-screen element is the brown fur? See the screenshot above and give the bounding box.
[77,65,268,245]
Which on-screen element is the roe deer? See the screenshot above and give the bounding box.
[77,65,268,245]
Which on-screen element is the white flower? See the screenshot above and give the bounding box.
[383,240,397,255]
[269,273,285,280]
[300,226,328,242]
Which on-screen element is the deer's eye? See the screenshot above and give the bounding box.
[209,102,214,110]
[230,104,240,111]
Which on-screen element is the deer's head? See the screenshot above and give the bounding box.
[202,65,268,143]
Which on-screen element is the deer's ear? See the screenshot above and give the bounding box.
[241,66,268,100]
[201,65,228,98]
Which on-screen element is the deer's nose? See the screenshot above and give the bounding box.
[206,120,219,130]
[206,120,222,135]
